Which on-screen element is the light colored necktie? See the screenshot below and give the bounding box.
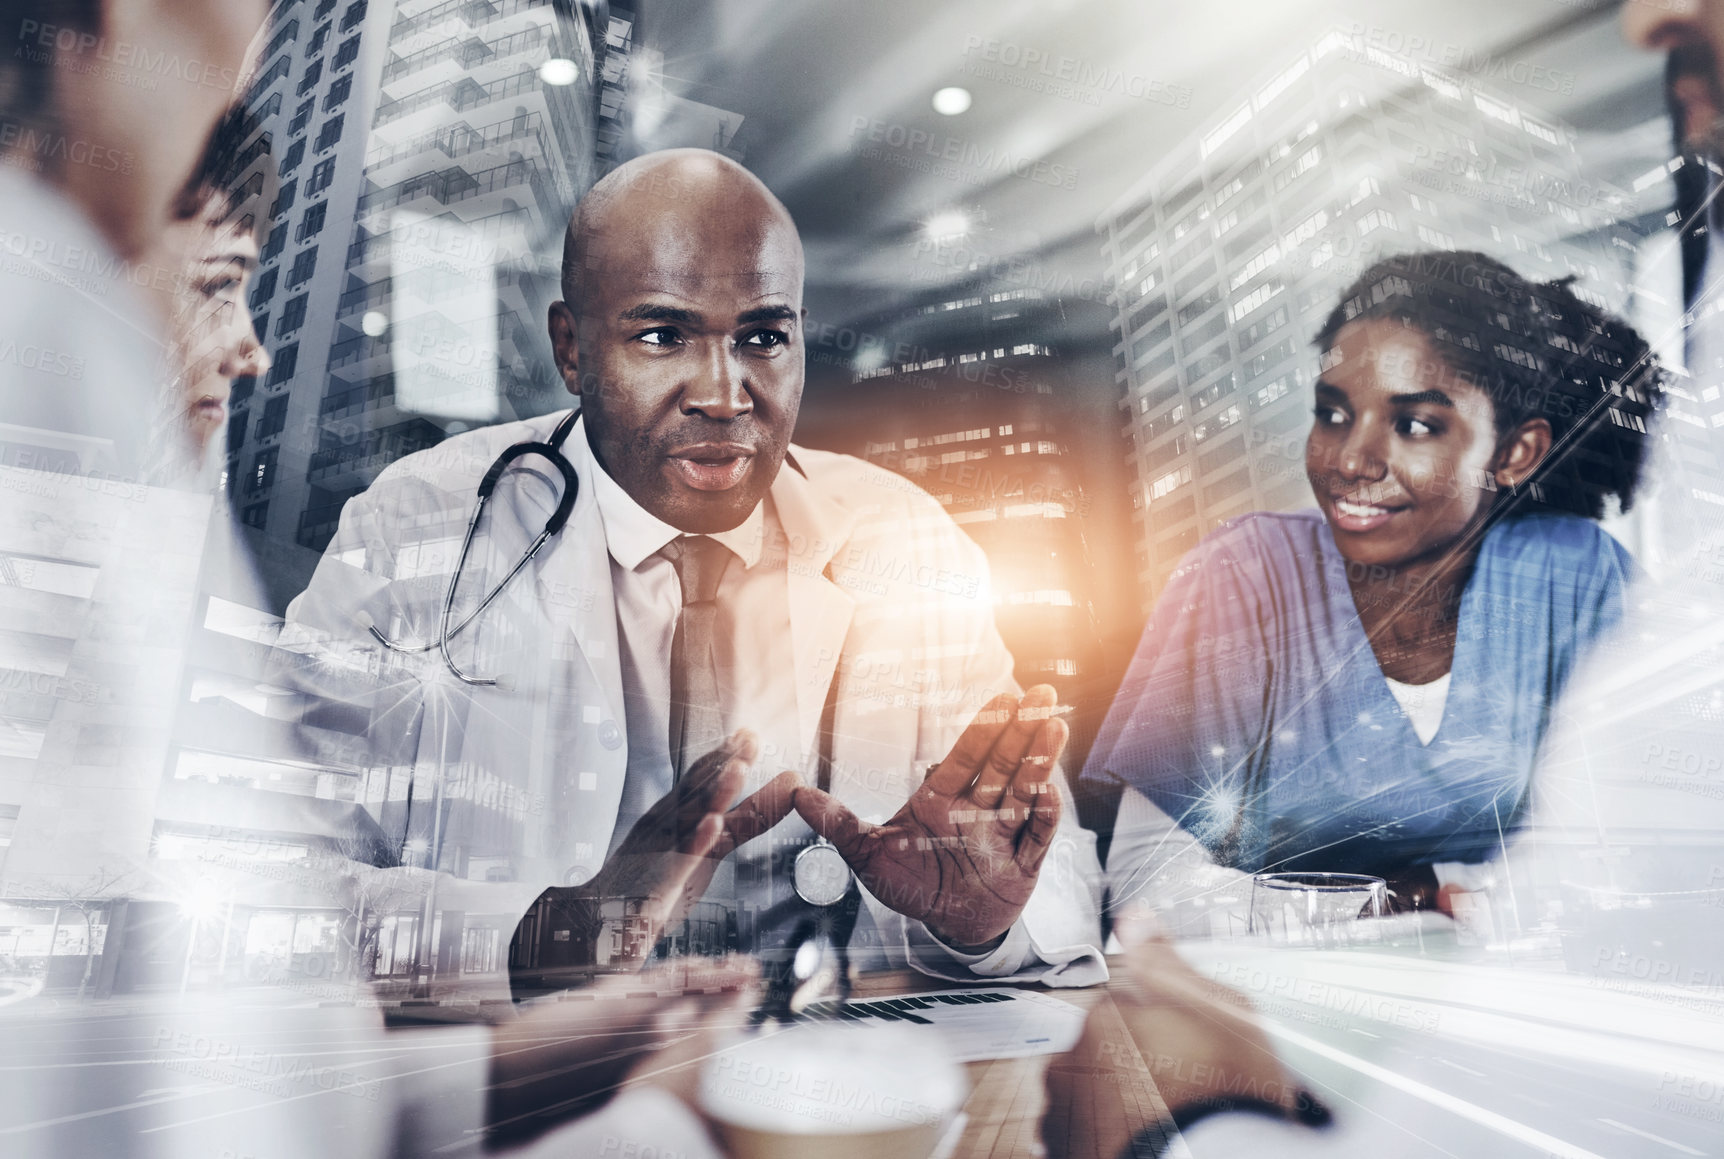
[662,535,731,780]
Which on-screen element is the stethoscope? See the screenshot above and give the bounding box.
[364,407,857,914]
[365,408,581,687]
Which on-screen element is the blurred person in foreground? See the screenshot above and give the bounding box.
[1041,917,1329,1159]
[0,4,757,1157]
[132,102,272,487]
[1086,251,1664,930]
[280,147,1105,997]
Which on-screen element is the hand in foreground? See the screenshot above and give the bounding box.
[792,685,1068,949]
[1042,920,1328,1158]
[1384,863,1460,917]
[486,956,757,1150]
[513,731,797,989]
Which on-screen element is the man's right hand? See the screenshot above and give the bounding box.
[512,730,798,991]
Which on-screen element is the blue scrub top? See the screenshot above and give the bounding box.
[1082,509,1633,876]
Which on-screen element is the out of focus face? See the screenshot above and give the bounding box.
[138,195,269,453]
[1624,0,1724,152]
[50,0,269,259]
[1306,320,1508,571]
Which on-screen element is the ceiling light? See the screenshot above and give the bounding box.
[539,58,580,86]
[924,210,970,241]
[932,86,972,116]
[361,311,388,337]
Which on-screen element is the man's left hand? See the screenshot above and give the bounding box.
[791,685,1068,949]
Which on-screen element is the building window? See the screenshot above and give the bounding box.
[296,59,323,97]
[249,266,278,308]
[1416,224,1456,251]
[307,21,330,56]
[461,926,500,974]
[334,35,359,70]
[288,98,313,136]
[277,294,308,337]
[340,1,367,32]
[277,138,304,177]
[287,247,318,288]
[1249,373,1295,411]
[324,74,352,110]
[248,448,278,494]
[263,20,299,62]
[1149,464,1193,502]
[313,113,344,152]
[306,157,335,195]
[248,53,291,99]
[269,178,297,219]
[1144,404,1186,440]
[242,503,269,528]
[1192,375,1235,412]
[1357,208,1397,237]
[295,202,327,242]
[1248,339,1294,380]
[260,223,286,263]
[267,343,299,385]
[315,0,335,17]
[1240,307,1289,350]
[258,395,289,439]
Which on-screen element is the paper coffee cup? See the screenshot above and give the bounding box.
[700,1023,967,1159]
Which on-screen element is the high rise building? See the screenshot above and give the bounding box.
[228,0,629,609]
[1097,26,1642,608]
[798,290,1137,774]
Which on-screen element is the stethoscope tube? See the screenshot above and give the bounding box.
[367,410,582,686]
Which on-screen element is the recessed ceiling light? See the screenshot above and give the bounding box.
[540,58,580,86]
[924,210,970,241]
[932,86,972,116]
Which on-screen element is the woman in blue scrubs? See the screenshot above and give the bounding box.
[1086,252,1665,911]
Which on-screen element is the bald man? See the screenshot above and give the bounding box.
[284,149,1105,996]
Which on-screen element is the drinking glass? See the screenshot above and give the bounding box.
[1248,872,1387,945]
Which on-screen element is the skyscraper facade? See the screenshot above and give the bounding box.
[229,0,625,605]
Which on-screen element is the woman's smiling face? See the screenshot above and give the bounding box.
[1305,319,1536,570]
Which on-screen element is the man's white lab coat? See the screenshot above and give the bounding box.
[282,408,1105,985]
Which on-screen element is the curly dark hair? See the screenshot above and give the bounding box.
[1313,250,1665,520]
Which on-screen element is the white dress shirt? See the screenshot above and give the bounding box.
[575,422,1046,972]
[578,428,801,850]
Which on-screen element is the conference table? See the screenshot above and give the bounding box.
[7,917,1722,1159]
[853,916,1724,1159]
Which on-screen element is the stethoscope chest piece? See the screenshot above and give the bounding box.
[792,837,853,907]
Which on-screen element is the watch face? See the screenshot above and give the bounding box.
[793,842,852,907]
